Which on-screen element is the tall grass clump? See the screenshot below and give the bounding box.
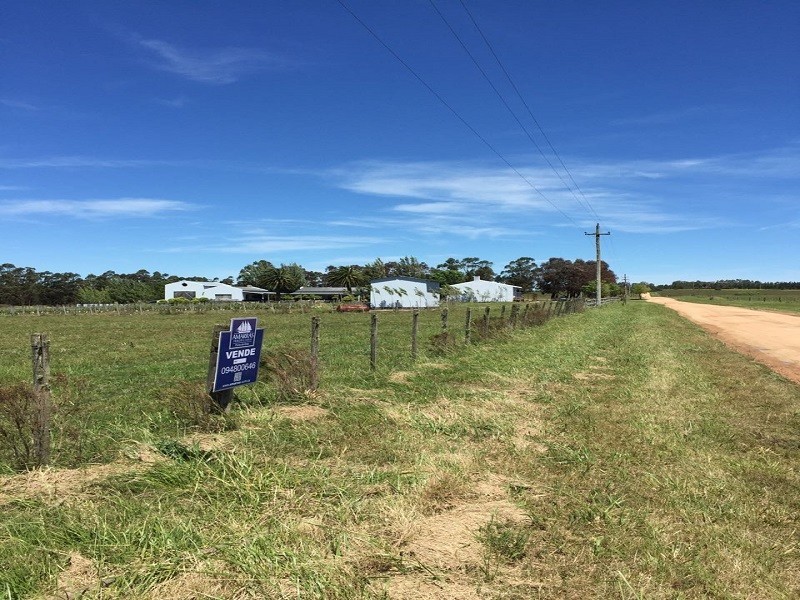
[163,381,237,433]
[0,383,44,471]
[259,346,317,402]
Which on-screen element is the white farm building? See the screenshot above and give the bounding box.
[164,280,273,302]
[370,277,440,309]
[451,277,521,302]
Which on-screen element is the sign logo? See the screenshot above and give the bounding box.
[229,317,258,349]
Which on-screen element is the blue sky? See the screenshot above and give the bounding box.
[1,1,798,284]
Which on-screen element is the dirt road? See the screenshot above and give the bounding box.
[645,295,800,384]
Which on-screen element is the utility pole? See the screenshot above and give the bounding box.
[622,274,629,305]
[585,223,610,307]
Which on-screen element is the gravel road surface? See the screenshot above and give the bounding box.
[645,296,800,385]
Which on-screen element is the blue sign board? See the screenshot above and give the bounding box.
[212,317,264,392]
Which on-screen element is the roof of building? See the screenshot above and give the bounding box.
[370,276,441,290]
[167,280,272,293]
[290,286,349,295]
[451,278,522,289]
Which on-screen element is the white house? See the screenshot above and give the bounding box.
[451,276,521,302]
[164,280,273,302]
[370,277,440,309]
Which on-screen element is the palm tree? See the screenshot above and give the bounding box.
[325,266,367,294]
[263,263,306,300]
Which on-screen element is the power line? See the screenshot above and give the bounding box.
[429,0,595,220]
[335,0,580,227]
[458,0,601,222]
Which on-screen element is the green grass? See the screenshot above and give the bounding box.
[0,301,798,598]
[0,303,522,468]
[655,288,800,313]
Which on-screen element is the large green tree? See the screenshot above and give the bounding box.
[363,258,387,281]
[461,257,495,281]
[237,260,275,288]
[263,263,306,299]
[324,265,368,292]
[391,256,429,279]
[498,257,538,292]
[536,258,616,298]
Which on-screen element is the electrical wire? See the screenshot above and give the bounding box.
[429,0,596,220]
[458,0,602,222]
[336,0,580,227]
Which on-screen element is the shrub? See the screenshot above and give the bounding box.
[521,305,550,327]
[0,383,49,471]
[162,381,237,433]
[259,347,317,402]
[429,331,457,355]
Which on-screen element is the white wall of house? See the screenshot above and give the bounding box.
[370,277,440,308]
[451,277,520,302]
[165,280,245,301]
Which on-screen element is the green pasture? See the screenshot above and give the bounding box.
[0,303,520,470]
[655,288,800,313]
[1,301,798,599]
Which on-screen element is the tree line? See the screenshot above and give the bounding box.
[236,256,619,300]
[0,264,215,306]
[654,279,800,291]
[1,255,620,306]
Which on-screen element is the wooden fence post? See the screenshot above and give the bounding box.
[483,306,490,336]
[441,307,449,332]
[522,303,530,325]
[465,307,472,344]
[411,310,419,361]
[206,324,233,413]
[500,305,506,327]
[510,304,519,328]
[310,316,320,390]
[31,333,52,467]
[370,314,378,371]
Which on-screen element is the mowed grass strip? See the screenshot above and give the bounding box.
[0,302,798,598]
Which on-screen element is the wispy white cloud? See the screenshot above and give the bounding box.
[577,146,800,180]
[332,160,570,213]
[759,219,800,231]
[0,156,179,169]
[328,150,782,235]
[1,98,40,111]
[0,198,192,219]
[169,235,382,255]
[611,105,730,126]
[134,36,293,84]
[417,223,527,238]
[153,96,188,108]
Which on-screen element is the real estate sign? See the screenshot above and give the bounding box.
[212,317,264,392]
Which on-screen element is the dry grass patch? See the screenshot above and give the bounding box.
[367,473,530,599]
[142,561,247,600]
[274,404,330,422]
[45,551,101,600]
[0,448,163,505]
[389,371,412,383]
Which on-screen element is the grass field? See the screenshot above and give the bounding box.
[655,288,800,314]
[1,301,798,599]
